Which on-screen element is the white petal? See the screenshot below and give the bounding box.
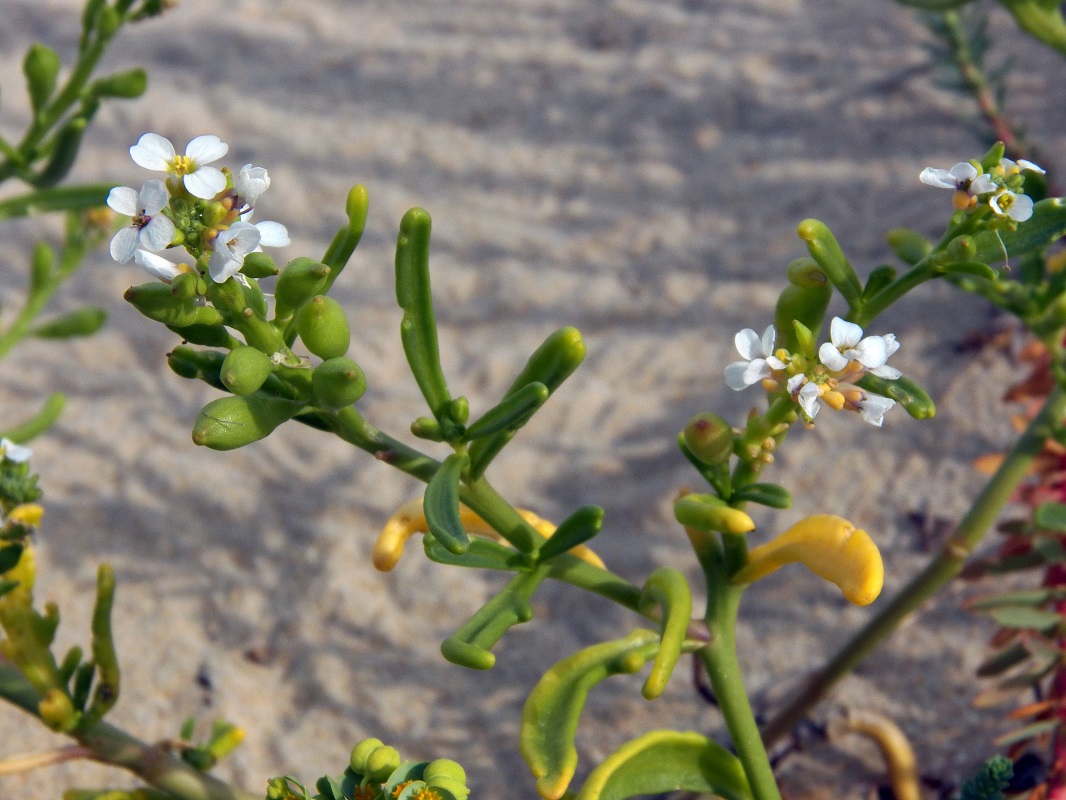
[725,360,767,391]
[948,162,978,182]
[971,174,996,194]
[138,179,169,214]
[185,134,228,165]
[734,328,762,360]
[139,215,175,251]
[830,317,862,349]
[1018,159,1046,174]
[797,382,821,418]
[759,325,776,358]
[765,355,787,370]
[255,221,290,247]
[236,164,270,205]
[786,374,807,394]
[130,132,175,170]
[858,395,895,426]
[850,336,889,369]
[870,364,902,380]
[106,185,140,215]
[209,251,243,283]
[919,167,956,189]
[222,222,262,256]
[134,249,184,281]
[110,226,140,262]
[882,333,900,359]
[1009,194,1034,222]
[0,438,33,463]
[818,342,849,372]
[183,166,228,200]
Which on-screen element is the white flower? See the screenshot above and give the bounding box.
[818,318,901,379]
[133,249,191,282]
[253,220,290,248]
[855,394,895,427]
[725,325,786,391]
[208,221,261,282]
[235,164,271,209]
[130,133,229,200]
[106,180,175,263]
[989,189,1034,222]
[0,438,32,463]
[787,374,821,419]
[919,161,995,210]
[998,158,1046,177]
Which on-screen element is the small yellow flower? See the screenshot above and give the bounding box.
[373,499,605,572]
[731,514,883,606]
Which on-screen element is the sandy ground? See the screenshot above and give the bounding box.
[2,1,1066,798]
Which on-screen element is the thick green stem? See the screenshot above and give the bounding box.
[760,385,1066,746]
[0,664,257,800]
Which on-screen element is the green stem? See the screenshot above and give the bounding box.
[759,385,1066,746]
[996,0,1066,58]
[0,664,257,800]
[0,183,113,220]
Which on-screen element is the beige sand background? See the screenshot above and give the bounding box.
[3,0,1066,797]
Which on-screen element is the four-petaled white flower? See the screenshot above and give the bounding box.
[208,221,261,282]
[989,189,1034,222]
[919,162,995,210]
[818,317,900,379]
[725,325,786,391]
[130,133,229,200]
[787,374,821,420]
[855,394,896,427]
[106,180,176,263]
[0,437,32,463]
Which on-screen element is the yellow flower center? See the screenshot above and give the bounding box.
[170,154,195,176]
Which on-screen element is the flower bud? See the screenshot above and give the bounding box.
[23,43,61,112]
[946,235,977,262]
[125,283,224,328]
[31,307,107,339]
[87,67,147,99]
[167,346,227,390]
[191,395,302,450]
[423,759,467,784]
[673,494,754,535]
[785,257,827,288]
[365,745,401,782]
[311,357,366,410]
[38,688,77,732]
[349,738,384,774]
[242,252,279,279]
[274,257,331,319]
[885,228,931,266]
[797,218,863,309]
[221,346,275,396]
[296,295,350,360]
[682,413,733,465]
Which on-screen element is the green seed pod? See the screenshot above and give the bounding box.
[311,357,367,410]
[797,218,863,310]
[30,242,54,292]
[170,271,201,300]
[785,257,827,288]
[242,251,279,279]
[87,67,147,99]
[946,235,977,262]
[167,346,227,391]
[241,277,268,318]
[191,394,302,450]
[350,738,384,774]
[862,265,897,300]
[34,117,87,188]
[426,776,469,800]
[423,759,467,784]
[32,307,107,339]
[23,43,61,112]
[296,295,350,360]
[682,413,734,466]
[274,257,331,320]
[885,228,932,266]
[221,346,275,396]
[166,324,241,349]
[774,282,831,356]
[365,745,401,783]
[205,276,284,354]
[124,283,224,328]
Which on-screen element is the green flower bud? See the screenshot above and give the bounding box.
[167,346,226,391]
[191,394,302,450]
[87,67,147,99]
[23,43,61,112]
[423,759,467,784]
[797,218,863,309]
[350,738,384,774]
[311,357,367,410]
[31,307,107,339]
[274,257,331,320]
[365,745,401,783]
[296,295,350,360]
[170,271,201,300]
[946,235,977,262]
[221,346,275,396]
[682,413,734,466]
[411,416,444,441]
[242,252,279,279]
[124,283,224,328]
[447,396,469,426]
[38,688,77,732]
[885,228,931,266]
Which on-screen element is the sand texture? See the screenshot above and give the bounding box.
[2,1,1066,798]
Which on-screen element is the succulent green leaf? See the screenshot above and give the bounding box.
[974,642,1030,677]
[33,118,87,188]
[321,184,369,287]
[937,261,999,280]
[984,605,1062,631]
[469,328,585,477]
[0,392,65,442]
[886,228,933,265]
[993,718,1059,748]
[423,453,471,555]
[536,505,604,564]
[637,568,692,700]
[464,382,550,441]
[23,44,61,112]
[424,536,526,571]
[0,544,25,574]
[774,282,832,355]
[573,730,752,800]
[796,218,863,310]
[520,629,661,800]
[82,565,119,727]
[87,67,147,99]
[441,566,550,670]
[971,199,1066,263]
[730,482,792,509]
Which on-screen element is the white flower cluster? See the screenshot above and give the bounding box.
[106,133,290,283]
[726,317,899,427]
[919,157,1045,222]
[0,438,32,464]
